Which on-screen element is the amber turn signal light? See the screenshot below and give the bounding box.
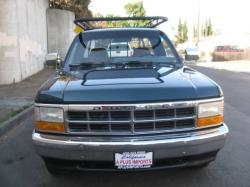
[35,121,65,133]
[197,115,224,128]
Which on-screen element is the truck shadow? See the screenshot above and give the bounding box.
[48,167,210,187]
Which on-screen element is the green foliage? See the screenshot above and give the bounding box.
[193,24,198,39]
[183,21,188,41]
[101,1,150,28]
[105,14,130,27]
[124,1,151,27]
[203,19,213,37]
[49,0,92,18]
[198,19,213,38]
[176,19,188,44]
[125,1,146,17]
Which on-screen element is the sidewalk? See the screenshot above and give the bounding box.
[195,60,250,74]
[0,68,54,124]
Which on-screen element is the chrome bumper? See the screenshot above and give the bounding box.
[32,124,228,161]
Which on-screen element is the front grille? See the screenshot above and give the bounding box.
[67,106,196,135]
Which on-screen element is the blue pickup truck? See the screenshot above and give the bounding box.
[32,17,228,174]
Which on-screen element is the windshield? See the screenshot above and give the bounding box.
[65,30,179,68]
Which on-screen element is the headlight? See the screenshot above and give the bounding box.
[197,100,224,128]
[34,107,65,133]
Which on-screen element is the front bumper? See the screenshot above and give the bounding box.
[32,124,228,170]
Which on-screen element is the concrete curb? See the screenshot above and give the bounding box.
[0,106,33,137]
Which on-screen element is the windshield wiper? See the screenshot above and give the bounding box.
[69,60,176,71]
[69,62,113,70]
[121,61,153,68]
[120,61,175,68]
[69,61,145,70]
[153,62,176,68]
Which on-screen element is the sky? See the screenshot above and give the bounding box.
[89,0,250,39]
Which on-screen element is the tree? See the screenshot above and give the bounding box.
[92,1,150,28]
[200,19,213,38]
[124,1,151,27]
[49,0,92,18]
[175,19,188,44]
[105,14,130,27]
[125,1,146,17]
[193,24,198,39]
[183,21,188,42]
[92,13,109,28]
[206,19,213,36]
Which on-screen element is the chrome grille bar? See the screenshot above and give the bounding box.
[66,116,196,124]
[66,107,197,135]
[35,97,224,135]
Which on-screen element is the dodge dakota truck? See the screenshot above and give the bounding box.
[32,17,228,174]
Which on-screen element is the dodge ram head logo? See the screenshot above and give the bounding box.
[91,104,177,111]
[93,106,136,111]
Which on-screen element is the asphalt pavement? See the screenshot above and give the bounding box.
[0,66,250,187]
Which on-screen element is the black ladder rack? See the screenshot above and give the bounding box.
[74,16,168,30]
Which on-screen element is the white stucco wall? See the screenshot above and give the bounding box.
[46,8,75,59]
[0,0,48,84]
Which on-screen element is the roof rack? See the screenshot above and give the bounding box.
[74,16,168,30]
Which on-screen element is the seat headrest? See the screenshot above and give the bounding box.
[133,48,151,57]
[89,48,108,60]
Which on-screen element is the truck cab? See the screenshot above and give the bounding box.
[32,17,228,174]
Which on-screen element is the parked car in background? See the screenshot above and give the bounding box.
[212,45,244,61]
[185,47,200,61]
[45,52,60,67]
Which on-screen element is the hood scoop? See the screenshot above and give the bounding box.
[83,68,161,85]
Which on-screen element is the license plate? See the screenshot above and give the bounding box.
[115,151,153,169]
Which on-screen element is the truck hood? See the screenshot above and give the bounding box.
[36,67,221,104]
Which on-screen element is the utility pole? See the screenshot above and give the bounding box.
[197,0,200,46]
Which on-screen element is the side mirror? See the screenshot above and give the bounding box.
[45,52,63,69]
